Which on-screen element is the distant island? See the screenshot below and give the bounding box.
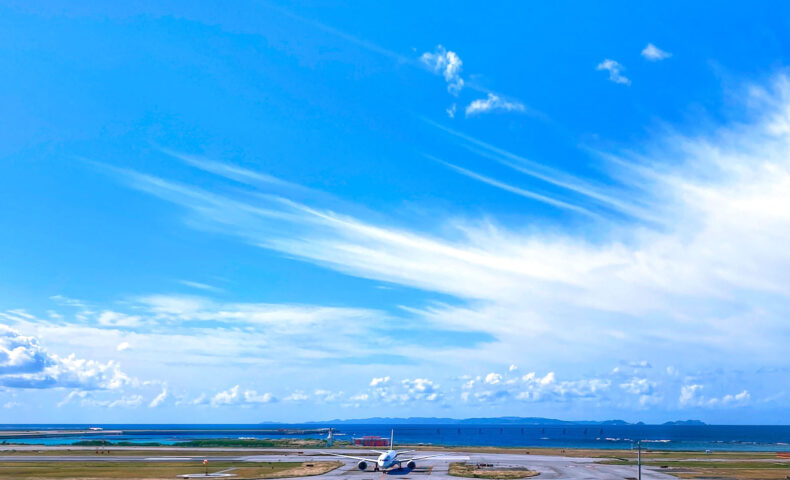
[661,420,706,426]
[278,416,707,426]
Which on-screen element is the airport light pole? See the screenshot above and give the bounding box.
[636,440,641,480]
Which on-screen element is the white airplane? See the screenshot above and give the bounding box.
[322,430,441,472]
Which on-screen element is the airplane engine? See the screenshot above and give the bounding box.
[407,461,416,470]
[357,461,368,471]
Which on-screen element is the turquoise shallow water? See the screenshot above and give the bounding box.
[1,424,788,452]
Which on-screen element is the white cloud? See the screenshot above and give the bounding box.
[284,391,309,402]
[596,59,631,85]
[508,364,518,372]
[0,324,50,375]
[97,311,143,328]
[116,342,130,352]
[679,384,703,406]
[208,385,276,406]
[49,295,89,309]
[149,387,167,407]
[82,77,790,416]
[313,389,343,402]
[179,280,221,292]
[465,93,526,116]
[210,385,240,406]
[484,372,502,385]
[58,391,144,409]
[401,378,440,402]
[420,45,464,95]
[369,376,390,387]
[620,377,654,395]
[679,384,751,408]
[0,324,133,390]
[628,361,652,369]
[244,390,276,403]
[641,43,671,61]
[106,395,143,408]
[721,390,750,405]
[446,103,457,118]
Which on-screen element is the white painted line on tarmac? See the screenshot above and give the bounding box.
[145,457,193,460]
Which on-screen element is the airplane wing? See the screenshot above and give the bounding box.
[394,450,415,456]
[320,452,375,462]
[402,454,445,462]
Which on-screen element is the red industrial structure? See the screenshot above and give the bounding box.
[353,436,389,447]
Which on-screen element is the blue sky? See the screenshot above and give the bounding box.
[1,0,790,423]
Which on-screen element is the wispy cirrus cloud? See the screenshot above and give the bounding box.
[423,120,651,220]
[70,75,790,417]
[427,155,596,216]
[178,280,222,292]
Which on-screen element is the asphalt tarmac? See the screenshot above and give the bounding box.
[0,447,677,480]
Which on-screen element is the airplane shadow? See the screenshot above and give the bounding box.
[382,467,414,475]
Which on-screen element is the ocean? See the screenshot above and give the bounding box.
[1,424,789,452]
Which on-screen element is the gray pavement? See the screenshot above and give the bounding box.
[0,448,680,480]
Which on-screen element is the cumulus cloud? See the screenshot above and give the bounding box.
[314,389,343,402]
[596,59,631,85]
[679,384,751,407]
[244,390,276,403]
[208,385,277,406]
[456,371,614,403]
[369,376,390,387]
[484,372,502,385]
[620,377,654,395]
[721,390,751,405]
[0,324,51,375]
[0,324,133,390]
[641,43,671,61]
[401,378,440,402]
[465,93,526,116]
[420,45,464,95]
[116,342,130,352]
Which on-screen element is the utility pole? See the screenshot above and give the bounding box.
[637,440,642,480]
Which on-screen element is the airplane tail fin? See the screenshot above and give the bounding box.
[390,429,394,449]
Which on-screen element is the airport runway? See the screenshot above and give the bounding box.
[0,448,678,479]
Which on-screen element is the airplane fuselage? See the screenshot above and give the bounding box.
[377,450,399,470]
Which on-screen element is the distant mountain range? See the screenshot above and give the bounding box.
[289,416,706,426]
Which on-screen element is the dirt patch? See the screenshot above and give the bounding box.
[448,462,539,479]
